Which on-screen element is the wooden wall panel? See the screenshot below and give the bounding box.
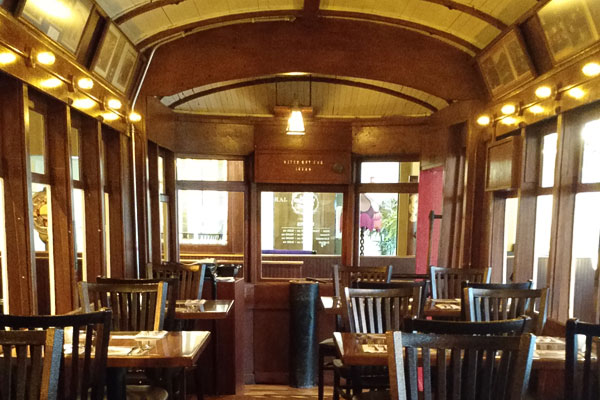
[47,101,76,313]
[80,118,105,281]
[164,151,178,262]
[175,117,254,156]
[133,126,148,275]
[147,142,161,266]
[145,97,177,151]
[255,122,352,152]
[0,79,36,315]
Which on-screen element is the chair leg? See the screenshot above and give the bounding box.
[333,369,340,400]
[194,365,204,400]
[318,349,325,400]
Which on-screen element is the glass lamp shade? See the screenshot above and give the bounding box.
[286,110,305,135]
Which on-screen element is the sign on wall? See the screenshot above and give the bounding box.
[254,150,351,184]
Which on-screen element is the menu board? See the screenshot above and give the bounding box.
[478,29,535,98]
[21,0,93,53]
[92,23,138,94]
[538,0,600,63]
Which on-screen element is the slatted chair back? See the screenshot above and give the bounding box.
[344,287,422,333]
[78,282,167,331]
[147,262,206,300]
[333,264,392,297]
[0,328,63,400]
[464,287,548,335]
[429,266,491,299]
[460,281,533,320]
[355,281,428,320]
[0,310,112,400]
[386,331,536,400]
[97,277,178,331]
[402,315,532,336]
[565,319,600,400]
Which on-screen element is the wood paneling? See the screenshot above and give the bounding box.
[133,126,147,275]
[147,142,161,266]
[80,117,105,281]
[0,79,36,315]
[47,100,76,313]
[486,136,522,191]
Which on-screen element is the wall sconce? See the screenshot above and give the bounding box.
[286,109,305,135]
[129,112,142,122]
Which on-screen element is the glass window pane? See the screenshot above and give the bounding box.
[104,193,110,278]
[72,189,86,281]
[176,159,244,181]
[503,198,519,283]
[581,119,600,184]
[358,193,418,257]
[533,195,553,289]
[540,133,557,188]
[160,201,169,261]
[261,192,342,255]
[569,192,600,322]
[158,156,165,194]
[0,179,7,313]
[31,183,54,314]
[70,127,81,181]
[178,190,228,245]
[28,109,46,174]
[360,162,420,183]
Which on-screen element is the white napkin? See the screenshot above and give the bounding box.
[134,331,167,339]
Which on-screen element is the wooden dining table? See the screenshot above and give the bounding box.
[105,330,211,399]
[320,296,462,319]
[174,299,234,320]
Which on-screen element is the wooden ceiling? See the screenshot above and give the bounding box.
[92,0,544,117]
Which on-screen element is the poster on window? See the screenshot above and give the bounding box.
[21,0,93,54]
[538,0,600,64]
[92,23,138,94]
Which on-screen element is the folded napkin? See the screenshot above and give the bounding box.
[134,331,167,339]
[184,299,206,307]
[362,344,387,353]
[108,346,135,356]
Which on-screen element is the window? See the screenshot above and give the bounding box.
[503,197,518,283]
[569,118,600,322]
[70,116,86,281]
[358,161,419,260]
[176,158,245,275]
[0,179,7,313]
[158,155,168,261]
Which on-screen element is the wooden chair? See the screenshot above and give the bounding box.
[97,277,178,331]
[319,265,393,400]
[147,262,206,300]
[402,315,532,336]
[0,328,63,400]
[78,281,167,331]
[385,331,536,400]
[464,287,548,335]
[355,281,428,320]
[429,266,491,299]
[565,318,600,400]
[0,310,111,400]
[460,280,533,319]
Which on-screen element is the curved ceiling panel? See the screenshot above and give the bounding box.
[160,74,449,118]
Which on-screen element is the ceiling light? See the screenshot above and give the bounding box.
[107,99,122,110]
[0,52,16,64]
[28,0,71,19]
[501,117,517,125]
[286,110,305,135]
[41,78,62,88]
[283,72,309,76]
[582,62,600,77]
[129,112,142,122]
[535,86,552,99]
[476,115,491,126]
[501,104,516,115]
[567,87,585,99]
[103,112,119,121]
[72,98,95,110]
[77,77,93,90]
[529,105,545,114]
[36,51,55,65]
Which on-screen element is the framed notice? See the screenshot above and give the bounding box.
[92,23,138,94]
[20,0,93,53]
[478,29,535,98]
[538,0,600,64]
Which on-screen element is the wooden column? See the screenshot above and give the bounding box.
[80,118,105,281]
[133,126,149,274]
[164,151,178,262]
[0,79,36,315]
[47,102,76,313]
[147,142,160,266]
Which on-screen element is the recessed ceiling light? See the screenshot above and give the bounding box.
[36,51,55,65]
[129,112,142,122]
[567,87,585,99]
[107,99,122,110]
[77,77,94,90]
[582,62,600,77]
[535,86,552,99]
[0,52,16,64]
[501,104,516,115]
[72,98,95,109]
[41,78,62,88]
[476,115,491,126]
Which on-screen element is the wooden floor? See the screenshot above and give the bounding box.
[205,385,333,399]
